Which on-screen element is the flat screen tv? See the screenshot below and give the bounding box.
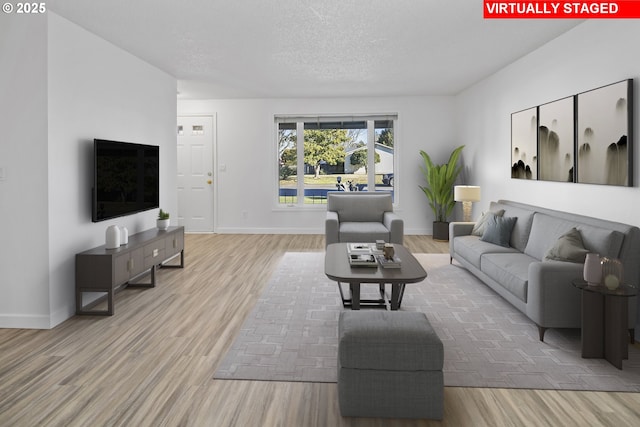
[92,139,160,222]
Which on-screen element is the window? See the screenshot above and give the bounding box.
[277,114,397,205]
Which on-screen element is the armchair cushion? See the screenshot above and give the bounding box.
[330,193,392,223]
[340,222,391,243]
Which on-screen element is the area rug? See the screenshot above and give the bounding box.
[214,252,640,391]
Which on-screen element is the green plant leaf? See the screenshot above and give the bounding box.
[418,145,465,222]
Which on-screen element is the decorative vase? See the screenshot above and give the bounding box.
[120,227,129,245]
[383,244,395,260]
[583,253,602,286]
[157,219,170,230]
[105,225,121,249]
[601,257,623,290]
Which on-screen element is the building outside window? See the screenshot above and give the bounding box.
[276,114,397,206]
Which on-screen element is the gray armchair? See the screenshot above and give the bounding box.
[325,192,403,247]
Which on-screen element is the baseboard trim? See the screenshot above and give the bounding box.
[0,313,52,329]
[211,227,434,235]
[214,227,324,234]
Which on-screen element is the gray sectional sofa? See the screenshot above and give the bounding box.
[449,200,639,341]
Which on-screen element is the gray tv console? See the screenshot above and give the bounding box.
[75,226,184,315]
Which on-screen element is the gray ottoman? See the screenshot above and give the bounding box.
[338,311,444,419]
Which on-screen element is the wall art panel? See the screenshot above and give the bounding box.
[576,79,633,186]
[511,107,537,179]
[538,96,575,182]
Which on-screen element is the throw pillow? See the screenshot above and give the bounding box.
[480,215,517,247]
[544,227,590,263]
[471,209,505,236]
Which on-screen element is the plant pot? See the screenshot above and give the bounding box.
[432,221,449,242]
[157,219,170,230]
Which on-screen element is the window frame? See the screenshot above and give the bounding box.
[275,113,398,209]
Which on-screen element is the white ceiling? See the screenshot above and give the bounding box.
[48,0,582,99]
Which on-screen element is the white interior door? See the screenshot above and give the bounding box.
[177,116,215,232]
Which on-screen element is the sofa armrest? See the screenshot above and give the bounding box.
[383,212,404,244]
[326,211,340,247]
[449,222,475,260]
[526,261,583,328]
[450,222,475,238]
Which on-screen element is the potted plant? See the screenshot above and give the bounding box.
[157,209,170,230]
[419,145,465,241]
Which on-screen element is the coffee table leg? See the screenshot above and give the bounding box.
[350,282,360,310]
[390,283,405,310]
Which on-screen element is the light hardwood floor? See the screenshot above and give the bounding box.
[1,234,640,426]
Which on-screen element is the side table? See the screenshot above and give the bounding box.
[572,279,637,369]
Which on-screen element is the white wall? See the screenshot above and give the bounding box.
[0,13,177,328]
[0,13,49,327]
[0,13,50,327]
[178,96,458,235]
[456,20,640,227]
[46,13,177,327]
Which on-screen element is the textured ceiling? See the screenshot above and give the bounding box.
[48,0,581,99]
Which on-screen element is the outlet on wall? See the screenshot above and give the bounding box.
[241,210,248,219]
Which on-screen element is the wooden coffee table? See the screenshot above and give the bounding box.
[325,243,427,310]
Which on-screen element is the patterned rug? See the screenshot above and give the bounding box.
[214,252,640,391]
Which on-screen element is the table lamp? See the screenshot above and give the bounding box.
[454,185,481,222]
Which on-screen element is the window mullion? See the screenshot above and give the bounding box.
[367,120,375,191]
[296,122,305,205]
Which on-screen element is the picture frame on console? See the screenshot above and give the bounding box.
[537,96,574,183]
[511,107,537,180]
[576,79,633,186]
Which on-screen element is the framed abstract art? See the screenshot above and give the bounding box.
[510,78,633,186]
[511,107,537,180]
[537,96,575,182]
[576,79,633,186]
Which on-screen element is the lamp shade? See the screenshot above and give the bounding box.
[454,185,481,202]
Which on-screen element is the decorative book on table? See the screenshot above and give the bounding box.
[349,253,378,267]
[377,255,402,268]
[347,243,373,254]
[347,243,383,256]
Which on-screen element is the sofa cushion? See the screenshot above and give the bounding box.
[490,202,535,252]
[340,222,389,242]
[481,253,536,303]
[543,228,589,263]
[471,209,505,236]
[576,225,625,259]
[481,215,517,247]
[453,235,519,269]
[328,193,392,223]
[525,213,625,261]
[525,214,572,260]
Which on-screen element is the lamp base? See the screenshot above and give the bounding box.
[462,201,472,222]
